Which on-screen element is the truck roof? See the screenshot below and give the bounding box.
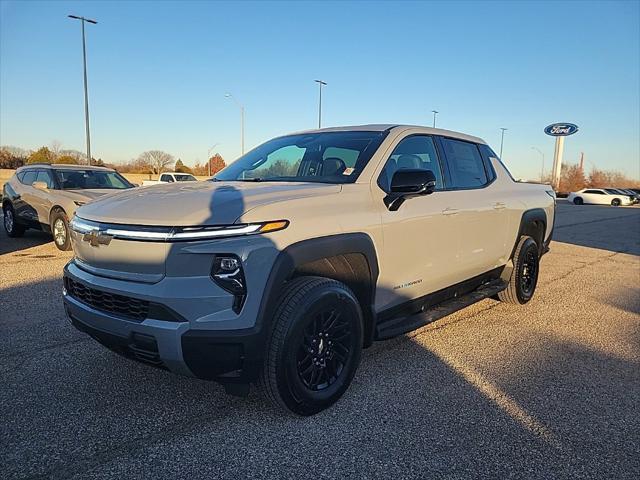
[291,124,487,145]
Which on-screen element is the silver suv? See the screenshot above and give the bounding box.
[63,125,555,415]
[2,164,134,250]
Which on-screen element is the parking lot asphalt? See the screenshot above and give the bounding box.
[1,202,639,480]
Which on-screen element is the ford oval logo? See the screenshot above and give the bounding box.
[544,123,579,136]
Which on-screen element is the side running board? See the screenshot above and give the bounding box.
[375,279,507,340]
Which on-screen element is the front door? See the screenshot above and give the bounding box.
[375,134,460,312]
[31,169,55,225]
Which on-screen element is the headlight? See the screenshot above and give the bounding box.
[211,254,246,313]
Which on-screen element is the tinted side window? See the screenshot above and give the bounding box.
[584,190,604,195]
[477,144,497,182]
[161,174,174,182]
[21,170,37,186]
[442,138,488,188]
[378,135,443,192]
[35,170,55,188]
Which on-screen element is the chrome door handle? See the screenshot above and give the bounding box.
[442,208,459,216]
[494,202,506,210]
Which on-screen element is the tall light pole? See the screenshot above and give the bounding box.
[531,146,545,182]
[68,15,97,165]
[315,80,327,128]
[499,128,508,158]
[431,110,438,128]
[207,143,220,177]
[225,93,244,155]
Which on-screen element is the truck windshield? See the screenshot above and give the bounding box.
[54,169,133,190]
[214,130,388,184]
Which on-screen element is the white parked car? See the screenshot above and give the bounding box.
[142,172,197,186]
[567,188,634,206]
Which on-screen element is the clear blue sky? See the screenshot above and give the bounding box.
[1,0,639,180]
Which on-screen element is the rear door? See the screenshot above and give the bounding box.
[15,169,39,223]
[437,137,510,280]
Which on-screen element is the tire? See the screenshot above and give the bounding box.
[3,203,25,237]
[611,198,621,207]
[260,276,364,416]
[498,236,540,305]
[50,210,71,251]
[573,197,583,205]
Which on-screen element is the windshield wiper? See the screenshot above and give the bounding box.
[236,178,263,182]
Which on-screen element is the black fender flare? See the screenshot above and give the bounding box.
[512,208,548,258]
[255,232,379,343]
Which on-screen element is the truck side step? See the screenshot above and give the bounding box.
[375,280,507,340]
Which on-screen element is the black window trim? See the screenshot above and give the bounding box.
[477,144,498,183]
[376,133,448,193]
[435,135,496,191]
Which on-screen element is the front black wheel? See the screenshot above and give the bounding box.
[3,203,25,237]
[573,197,583,205]
[498,236,540,305]
[260,276,363,416]
[611,198,621,207]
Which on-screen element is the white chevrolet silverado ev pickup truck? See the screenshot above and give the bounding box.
[63,125,555,415]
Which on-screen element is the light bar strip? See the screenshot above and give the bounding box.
[171,224,261,239]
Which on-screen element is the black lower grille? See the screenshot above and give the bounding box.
[64,277,149,321]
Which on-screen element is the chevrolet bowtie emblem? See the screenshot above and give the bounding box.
[82,230,113,247]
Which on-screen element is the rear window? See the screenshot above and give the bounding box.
[441,138,489,189]
[175,174,196,182]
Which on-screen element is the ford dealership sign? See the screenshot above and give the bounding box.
[544,123,579,136]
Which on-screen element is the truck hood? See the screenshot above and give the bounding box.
[75,181,342,226]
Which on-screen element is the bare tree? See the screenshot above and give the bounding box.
[137,150,175,175]
[50,140,63,160]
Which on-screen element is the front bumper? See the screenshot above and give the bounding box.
[63,259,270,384]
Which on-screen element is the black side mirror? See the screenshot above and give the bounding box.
[385,169,436,211]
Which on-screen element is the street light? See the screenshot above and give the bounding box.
[431,110,438,128]
[499,128,508,158]
[225,93,244,155]
[68,14,97,165]
[207,143,220,177]
[315,80,327,128]
[531,146,545,182]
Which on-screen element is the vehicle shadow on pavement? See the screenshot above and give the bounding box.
[0,225,52,254]
[2,275,639,479]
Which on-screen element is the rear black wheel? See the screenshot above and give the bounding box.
[260,276,363,416]
[611,198,621,207]
[573,197,583,205]
[498,236,540,305]
[3,203,25,237]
